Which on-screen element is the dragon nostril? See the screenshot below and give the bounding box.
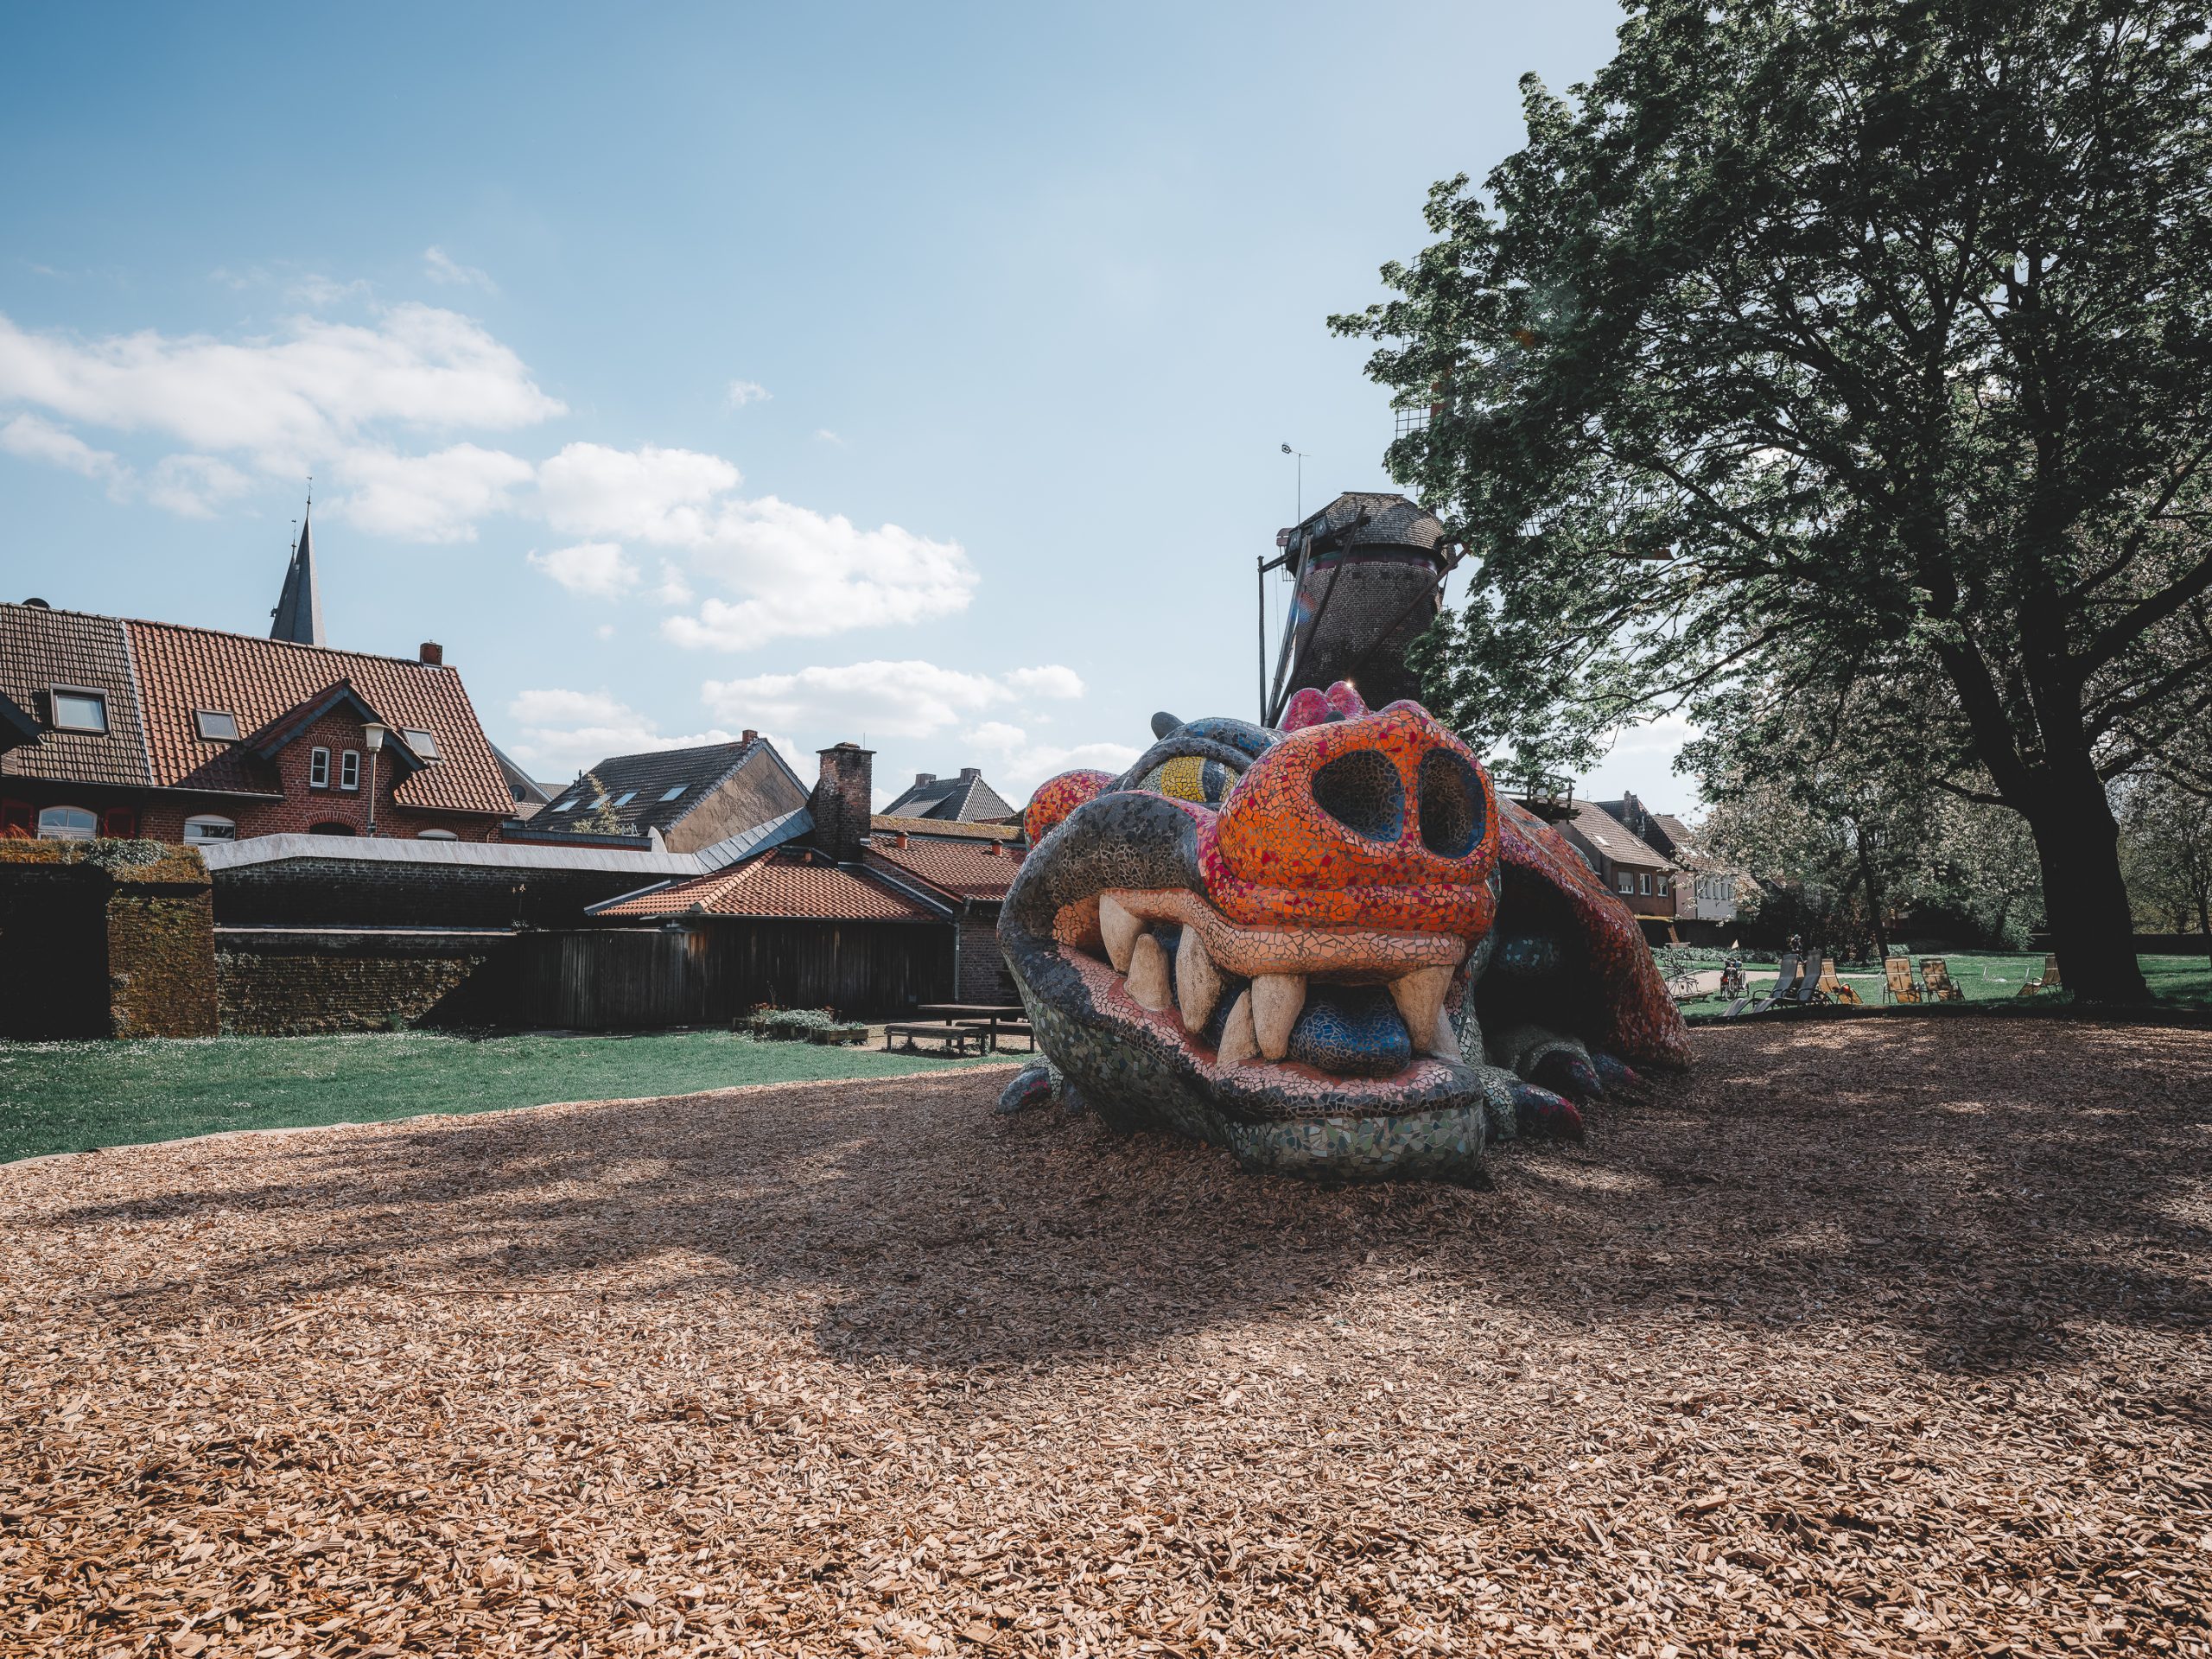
[1418,748,1485,856]
[1310,749,1405,842]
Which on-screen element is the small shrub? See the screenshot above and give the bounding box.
[741,1006,839,1040]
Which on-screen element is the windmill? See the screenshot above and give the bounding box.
[1255,490,1460,726]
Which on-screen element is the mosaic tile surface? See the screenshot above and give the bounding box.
[997,684,1689,1182]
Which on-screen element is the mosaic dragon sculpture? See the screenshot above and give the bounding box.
[995,682,1689,1181]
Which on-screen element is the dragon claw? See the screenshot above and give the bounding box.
[996,1064,1057,1115]
[1510,1081,1586,1142]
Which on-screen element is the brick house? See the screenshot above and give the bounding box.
[1597,791,1744,929]
[1549,798,1679,925]
[0,601,512,845]
[508,734,810,852]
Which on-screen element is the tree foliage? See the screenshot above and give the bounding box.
[2117,772,2212,952]
[572,772,626,836]
[1335,0,2212,1000]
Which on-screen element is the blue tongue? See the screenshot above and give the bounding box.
[1287,983,1413,1077]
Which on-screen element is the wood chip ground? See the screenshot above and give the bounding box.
[3,1017,2209,1656]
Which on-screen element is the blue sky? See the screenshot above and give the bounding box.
[0,1,1688,810]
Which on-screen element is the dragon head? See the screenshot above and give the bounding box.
[996,683,1688,1181]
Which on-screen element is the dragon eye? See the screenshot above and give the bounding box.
[1311,749,1405,842]
[1153,754,1232,804]
[1418,748,1485,856]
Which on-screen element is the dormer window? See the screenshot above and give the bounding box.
[401,727,438,760]
[194,709,240,741]
[49,688,107,734]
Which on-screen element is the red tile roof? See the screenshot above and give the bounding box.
[594,849,939,920]
[869,812,1020,842]
[125,620,511,817]
[867,834,1025,901]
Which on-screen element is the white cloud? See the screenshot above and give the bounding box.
[960,720,1141,804]
[1004,664,1084,700]
[0,413,129,493]
[648,560,693,605]
[725,378,772,408]
[702,660,1010,741]
[528,540,639,597]
[288,273,374,308]
[146,454,251,518]
[331,442,535,541]
[536,442,741,540]
[503,688,737,777]
[423,247,498,294]
[0,303,564,469]
[663,502,976,645]
[814,429,845,445]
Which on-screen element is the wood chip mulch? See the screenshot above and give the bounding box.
[3,1018,2210,1657]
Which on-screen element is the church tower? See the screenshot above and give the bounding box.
[270,499,326,646]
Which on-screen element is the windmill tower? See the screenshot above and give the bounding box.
[1258,492,1457,724]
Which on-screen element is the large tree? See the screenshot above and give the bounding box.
[1336,0,2212,1002]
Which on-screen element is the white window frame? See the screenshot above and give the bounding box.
[37,804,98,841]
[401,728,438,759]
[340,749,361,791]
[1616,871,1634,895]
[194,710,240,741]
[309,747,331,788]
[183,814,238,844]
[1638,872,1652,895]
[48,687,108,734]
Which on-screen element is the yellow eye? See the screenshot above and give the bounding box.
[1157,754,1209,802]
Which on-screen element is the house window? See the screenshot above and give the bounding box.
[103,806,137,838]
[660,785,687,802]
[1616,871,1634,895]
[340,750,361,791]
[590,793,610,809]
[309,821,355,836]
[37,804,98,840]
[310,747,331,788]
[1638,873,1652,895]
[401,728,438,759]
[194,710,240,741]
[49,689,107,734]
[1655,873,1669,895]
[613,791,638,806]
[417,828,458,841]
[183,815,237,844]
[553,797,582,812]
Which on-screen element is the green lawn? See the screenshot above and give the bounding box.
[1685,950,2211,1018]
[0,1030,1007,1164]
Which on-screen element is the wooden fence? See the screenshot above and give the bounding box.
[500,920,955,1028]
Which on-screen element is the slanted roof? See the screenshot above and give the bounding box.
[1561,801,1674,869]
[244,680,428,779]
[868,832,1025,902]
[880,767,1015,823]
[488,741,553,815]
[0,603,155,789]
[869,812,1020,842]
[538,739,775,838]
[125,618,511,815]
[591,847,938,921]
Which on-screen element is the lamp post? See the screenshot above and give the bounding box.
[362,722,385,836]
[1280,442,1308,523]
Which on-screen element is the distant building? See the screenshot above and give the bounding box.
[1596,791,1743,928]
[880,766,1016,824]
[1552,798,1678,925]
[510,733,810,853]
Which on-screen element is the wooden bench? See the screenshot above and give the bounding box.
[882,1021,994,1057]
[976,1021,1036,1052]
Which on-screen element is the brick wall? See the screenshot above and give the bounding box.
[810,744,874,863]
[216,931,512,1034]
[956,911,1015,1002]
[0,839,217,1039]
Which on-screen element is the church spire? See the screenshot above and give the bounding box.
[270,491,326,647]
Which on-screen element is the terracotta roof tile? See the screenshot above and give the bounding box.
[0,605,154,789]
[867,835,1025,901]
[869,813,1019,842]
[125,620,510,816]
[595,850,938,920]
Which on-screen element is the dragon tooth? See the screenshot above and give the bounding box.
[1126,931,1173,1011]
[1250,973,1306,1061]
[1216,989,1257,1066]
[1175,926,1222,1033]
[1098,893,1142,973]
[1390,966,1459,1059]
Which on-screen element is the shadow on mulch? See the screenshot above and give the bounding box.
[35,1014,2212,1383]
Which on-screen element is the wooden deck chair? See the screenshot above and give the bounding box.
[1815,957,1863,1006]
[1884,957,1922,1005]
[1748,952,1802,1013]
[1919,957,1965,1002]
[2018,952,2062,995]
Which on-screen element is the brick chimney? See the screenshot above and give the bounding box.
[810,741,874,863]
[418,641,443,665]
[915,772,935,787]
[959,766,981,782]
[742,728,759,743]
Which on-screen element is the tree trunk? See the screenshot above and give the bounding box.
[1853,824,1891,963]
[2024,782,2151,1003]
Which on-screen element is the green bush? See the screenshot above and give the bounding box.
[741,1006,839,1040]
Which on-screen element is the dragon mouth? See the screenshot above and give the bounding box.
[1052,886,1471,1098]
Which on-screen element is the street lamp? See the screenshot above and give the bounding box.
[361,722,385,836]
[1280,442,1309,523]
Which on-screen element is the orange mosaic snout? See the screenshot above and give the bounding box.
[1202,688,1500,934]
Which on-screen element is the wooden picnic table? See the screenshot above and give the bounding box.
[914,1004,1033,1053]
